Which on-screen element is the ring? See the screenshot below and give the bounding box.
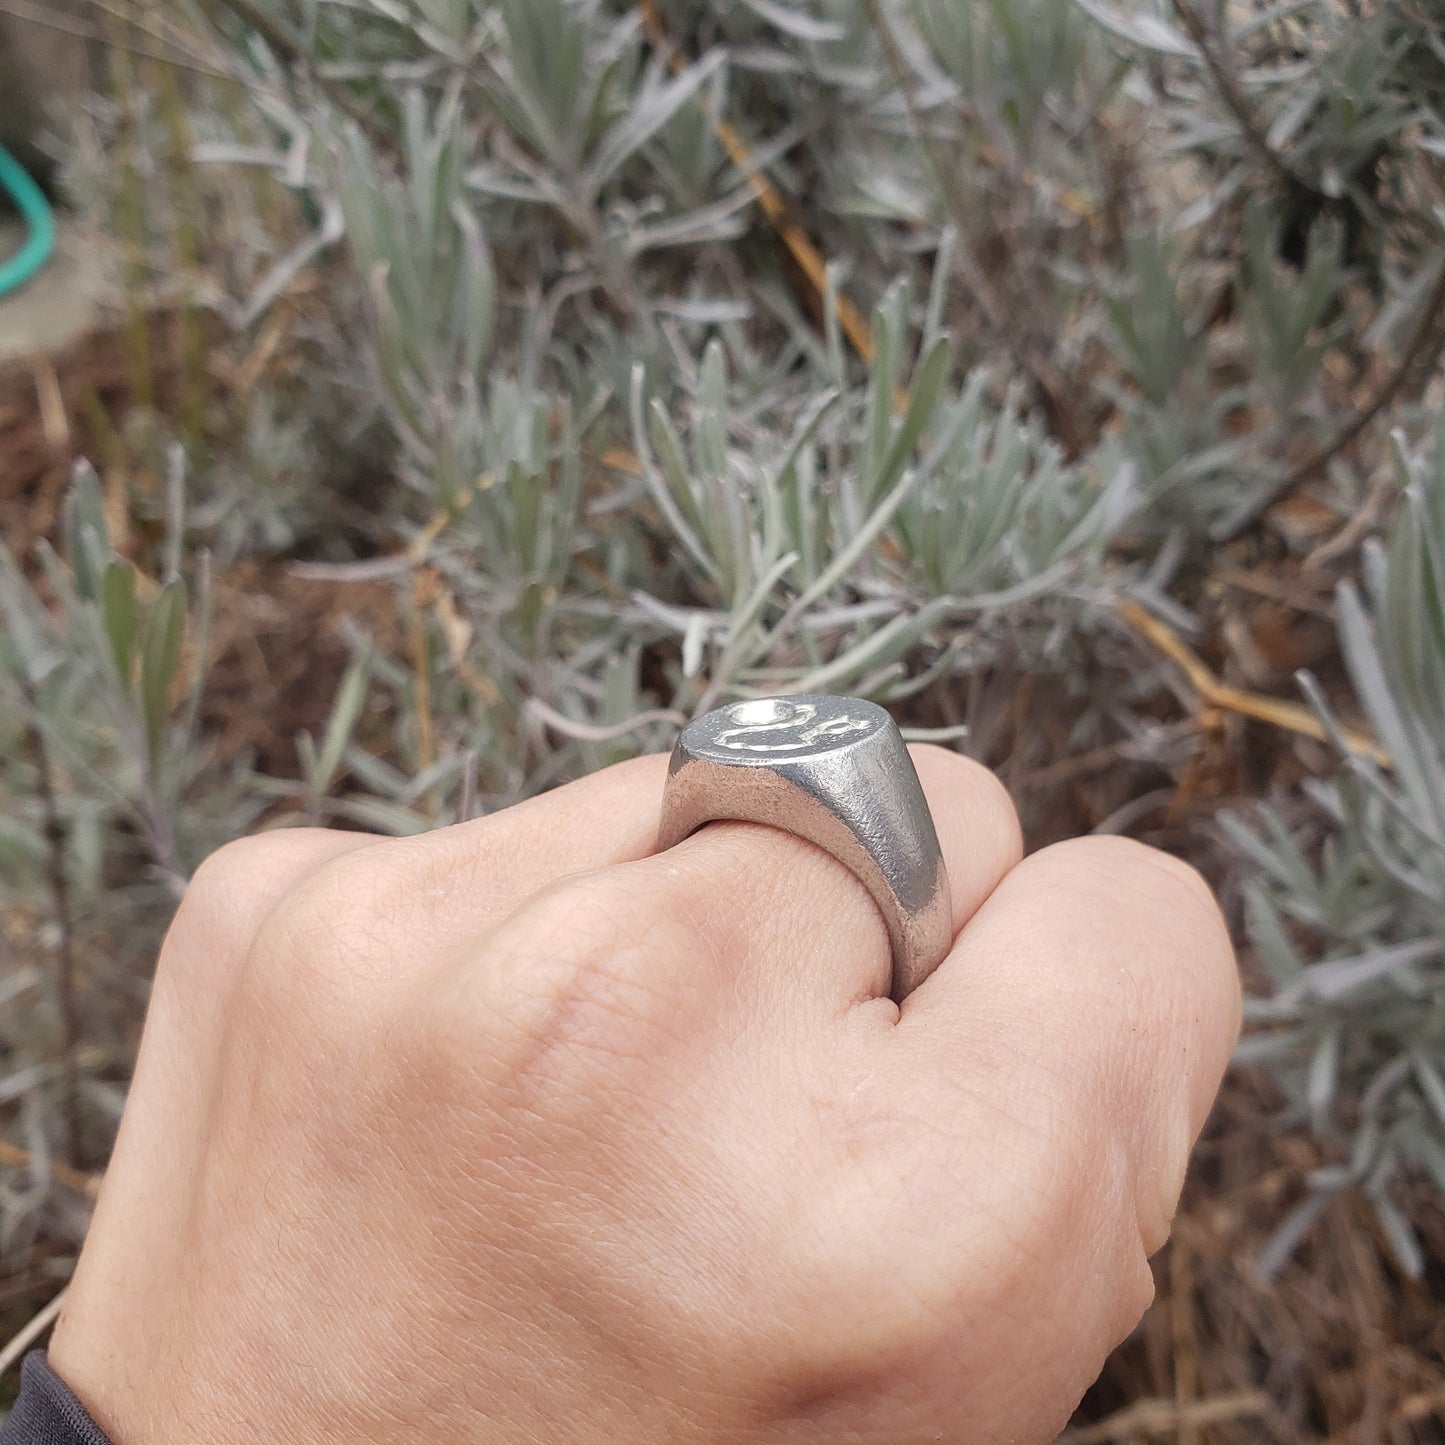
[657,694,952,1002]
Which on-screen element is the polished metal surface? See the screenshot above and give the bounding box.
[658,695,951,1002]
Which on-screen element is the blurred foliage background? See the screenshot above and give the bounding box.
[1,0,1443,1437]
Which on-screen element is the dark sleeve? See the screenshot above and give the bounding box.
[1,1355,112,1445]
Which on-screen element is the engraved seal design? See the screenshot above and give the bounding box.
[713,698,873,754]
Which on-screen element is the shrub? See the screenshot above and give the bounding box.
[4,0,1444,1379]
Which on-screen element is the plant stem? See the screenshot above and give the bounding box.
[1173,0,1327,204]
[152,19,208,450]
[860,0,1088,457]
[1232,248,1445,534]
[196,0,381,137]
[16,678,84,1172]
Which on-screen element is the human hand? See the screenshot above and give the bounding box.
[49,747,1239,1444]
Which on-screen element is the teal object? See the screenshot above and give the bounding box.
[0,142,56,297]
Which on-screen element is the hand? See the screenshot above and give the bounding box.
[49,748,1239,1444]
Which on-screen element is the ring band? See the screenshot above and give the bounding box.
[657,695,952,1002]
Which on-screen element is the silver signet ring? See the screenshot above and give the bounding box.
[657,695,952,1002]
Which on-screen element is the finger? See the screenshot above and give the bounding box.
[141,748,672,1171]
[881,837,1240,1430]
[602,744,1022,1020]
[257,753,674,969]
[899,835,1240,1180]
[147,829,379,1077]
[151,829,374,1061]
[912,745,1025,932]
[407,751,673,904]
[172,754,673,979]
[163,829,375,989]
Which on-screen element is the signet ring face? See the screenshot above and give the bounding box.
[657,695,952,1003]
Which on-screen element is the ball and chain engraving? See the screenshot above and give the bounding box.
[713,698,874,754]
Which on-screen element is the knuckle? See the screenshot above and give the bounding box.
[243,840,401,1020]
[1041,834,1240,1025]
[1133,843,1221,921]
[1076,834,1223,924]
[1132,1087,1195,1258]
[758,1098,978,1394]
[485,871,694,1100]
[759,1218,926,1404]
[1058,831,1241,1104]
[163,831,334,992]
[975,1090,1099,1291]
[1002,1088,1161,1345]
[759,1103,1099,1411]
[962,758,1025,859]
[1118,1239,1159,1330]
[909,1074,1129,1323]
[181,832,294,917]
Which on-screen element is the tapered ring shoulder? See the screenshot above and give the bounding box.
[657,695,951,1002]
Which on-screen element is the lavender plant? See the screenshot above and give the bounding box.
[1,458,248,1246]
[1229,421,1445,1280]
[5,0,1445,1371]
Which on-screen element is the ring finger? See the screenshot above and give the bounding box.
[615,743,1024,1022]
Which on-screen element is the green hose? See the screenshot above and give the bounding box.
[0,142,56,297]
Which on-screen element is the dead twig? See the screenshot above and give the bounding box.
[1270,251,1445,511]
[1018,718,1201,793]
[637,1,879,373]
[1173,0,1325,205]
[1118,598,1390,766]
[1170,1237,1201,1445]
[1210,565,1334,618]
[0,0,227,76]
[0,1140,103,1201]
[0,1288,71,1379]
[1302,473,1397,573]
[30,361,70,457]
[1059,1389,1271,1443]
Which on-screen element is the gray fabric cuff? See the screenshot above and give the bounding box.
[1,1355,112,1445]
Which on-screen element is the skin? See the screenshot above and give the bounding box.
[48,747,1240,1444]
